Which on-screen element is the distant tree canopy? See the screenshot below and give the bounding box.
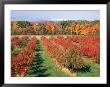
[92,20,100,24]
[60,20,73,29]
[17,21,30,28]
[11,20,100,35]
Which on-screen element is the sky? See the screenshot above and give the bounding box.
[11,10,100,21]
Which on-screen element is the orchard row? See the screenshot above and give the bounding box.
[11,20,100,35]
[11,35,100,76]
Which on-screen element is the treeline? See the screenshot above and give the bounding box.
[11,20,100,35]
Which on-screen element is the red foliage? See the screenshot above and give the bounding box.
[50,35,100,63]
[11,36,22,46]
[11,36,37,77]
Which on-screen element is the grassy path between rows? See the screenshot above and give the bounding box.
[75,56,100,77]
[26,38,69,77]
[26,36,100,77]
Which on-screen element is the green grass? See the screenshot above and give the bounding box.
[75,57,100,77]
[26,38,69,77]
[39,39,69,77]
[41,51,69,77]
[26,38,100,77]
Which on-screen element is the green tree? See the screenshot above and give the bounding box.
[17,21,30,28]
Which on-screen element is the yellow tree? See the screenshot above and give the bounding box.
[75,23,80,35]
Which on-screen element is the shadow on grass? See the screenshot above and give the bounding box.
[27,41,50,77]
[36,40,43,51]
[27,52,50,77]
[72,65,91,73]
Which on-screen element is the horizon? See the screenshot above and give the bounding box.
[11,10,100,21]
[11,19,100,22]
[11,20,100,22]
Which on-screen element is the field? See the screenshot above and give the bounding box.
[11,20,100,77]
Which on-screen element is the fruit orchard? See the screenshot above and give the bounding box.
[11,20,100,77]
